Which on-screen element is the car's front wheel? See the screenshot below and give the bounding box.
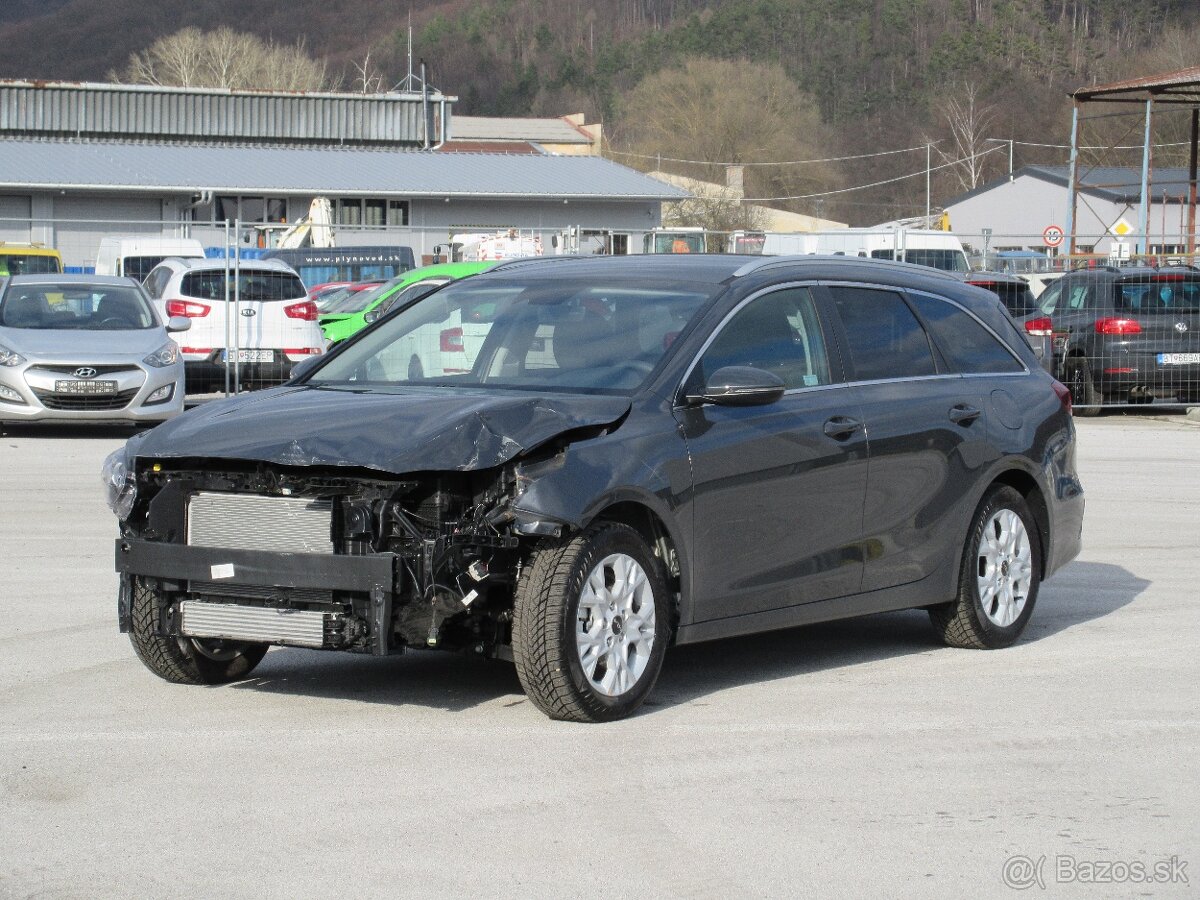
[930,485,1042,650]
[512,522,670,722]
[128,578,268,684]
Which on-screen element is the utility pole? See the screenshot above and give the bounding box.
[926,143,931,227]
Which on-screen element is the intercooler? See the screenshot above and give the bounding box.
[180,600,327,648]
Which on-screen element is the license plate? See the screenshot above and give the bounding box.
[1156,353,1200,365]
[54,379,117,394]
[221,350,275,363]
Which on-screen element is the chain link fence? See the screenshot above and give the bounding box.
[2,215,1196,409]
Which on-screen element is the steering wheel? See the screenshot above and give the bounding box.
[98,317,128,329]
[612,359,654,376]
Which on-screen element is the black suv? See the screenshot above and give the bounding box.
[1037,266,1200,413]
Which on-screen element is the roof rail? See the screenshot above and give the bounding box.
[732,254,960,280]
[485,254,591,273]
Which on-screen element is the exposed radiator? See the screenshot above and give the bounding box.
[187,491,334,554]
[180,600,327,648]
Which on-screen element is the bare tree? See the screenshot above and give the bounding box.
[112,28,331,92]
[929,82,997,193]
[350,50,387,94]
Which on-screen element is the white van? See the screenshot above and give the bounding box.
[730,228,971,273]
[95,236,206,281]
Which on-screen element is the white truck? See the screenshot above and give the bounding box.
[441,230,544,262]
[730,227,971,273]
[95,236,206,281]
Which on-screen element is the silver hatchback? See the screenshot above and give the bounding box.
[0,274,188,424]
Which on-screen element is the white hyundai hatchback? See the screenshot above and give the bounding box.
[143,257,324,392]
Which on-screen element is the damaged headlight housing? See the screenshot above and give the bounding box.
[143,341,179,368]
[101,448,137,520]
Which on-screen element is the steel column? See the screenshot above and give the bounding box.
[1065,102,1080,257]
[1137,98,1154,258]
[1188,108,1198,256]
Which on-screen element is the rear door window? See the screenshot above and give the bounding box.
[828,286,937,381]
[910,294,1024,374]
[1117,279,1200,312]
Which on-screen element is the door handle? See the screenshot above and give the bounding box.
[949,404,982,425]
[823,416,863,439]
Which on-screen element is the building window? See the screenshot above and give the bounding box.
[337,198,408,227]
[209,196,289,224]
[388,200,409,226]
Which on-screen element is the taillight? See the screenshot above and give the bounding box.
[1024,317,1053,337]
[1094,317,1141,335]
[1051,379,1072,415]
[440,327,464,352]
[284,347,322,355]
[284,301,318,321]
[1150,273,1186,282]
[166,299,210,318]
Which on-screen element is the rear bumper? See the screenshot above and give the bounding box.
[115,538,399,654]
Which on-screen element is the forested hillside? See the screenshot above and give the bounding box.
[1,0,1197,222]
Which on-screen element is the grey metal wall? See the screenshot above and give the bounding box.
[0,82,446,146]
[0,195,31,243]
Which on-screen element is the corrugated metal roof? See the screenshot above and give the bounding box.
[1072,66,1200,101]
[0,80,453,146]
[452,116,592,143]
[0,138,688,200]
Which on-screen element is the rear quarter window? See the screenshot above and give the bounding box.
[1116,279,1200,313]
[910,294,1024,374]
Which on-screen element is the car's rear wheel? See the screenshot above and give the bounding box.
[128,578,268,684]
[512,522,669,722]
[930,485,1041,650]
[1066,357,1102,416]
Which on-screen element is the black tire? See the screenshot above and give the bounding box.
[128,578,268,684]
[512,522,670,723]
[408,355,424,380]
[1066,357,1102,416]
[929,485,1042,650]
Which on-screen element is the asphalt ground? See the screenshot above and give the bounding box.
[0,413,1196,898]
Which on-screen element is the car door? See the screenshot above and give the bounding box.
[677,284,868,623]
[823,284,994,593]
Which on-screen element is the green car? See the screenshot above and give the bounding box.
[319,261,497,344]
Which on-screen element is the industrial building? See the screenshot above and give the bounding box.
[0,80,684,268]
[945,165,1197,258]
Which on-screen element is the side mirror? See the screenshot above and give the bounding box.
[686,366,786,407]
[166,316,192,333]
[287,354,324,383]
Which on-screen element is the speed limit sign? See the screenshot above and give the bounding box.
[1042,225,1065,248]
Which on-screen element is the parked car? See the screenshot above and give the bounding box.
[0,274,187,424]
[105,255,1083,722]
[1023,271,1064,298]
[1036,266,1200,413]
[962,272,1052,371]
[142,257,323,392]
[319,262,495,345]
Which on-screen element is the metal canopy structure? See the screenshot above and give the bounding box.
[1066,66,1200,257]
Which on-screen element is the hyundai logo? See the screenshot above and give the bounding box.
[1176,322,1189,333]
[73,367,98,379]
[240,308,257,318]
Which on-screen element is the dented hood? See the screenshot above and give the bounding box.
[130,385,630,474]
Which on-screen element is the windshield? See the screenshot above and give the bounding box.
[0,282,157,330]
[323,279,400,315]
[1116,279,1200,313]
[0,254,61,276]
[311,276,717,394]
[373,278,453,319]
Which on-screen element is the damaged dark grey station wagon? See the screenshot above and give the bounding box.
[105,255,1084,722]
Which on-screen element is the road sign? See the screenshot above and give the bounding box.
[1109,218,1134,238]
[1042,225,1064,248]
